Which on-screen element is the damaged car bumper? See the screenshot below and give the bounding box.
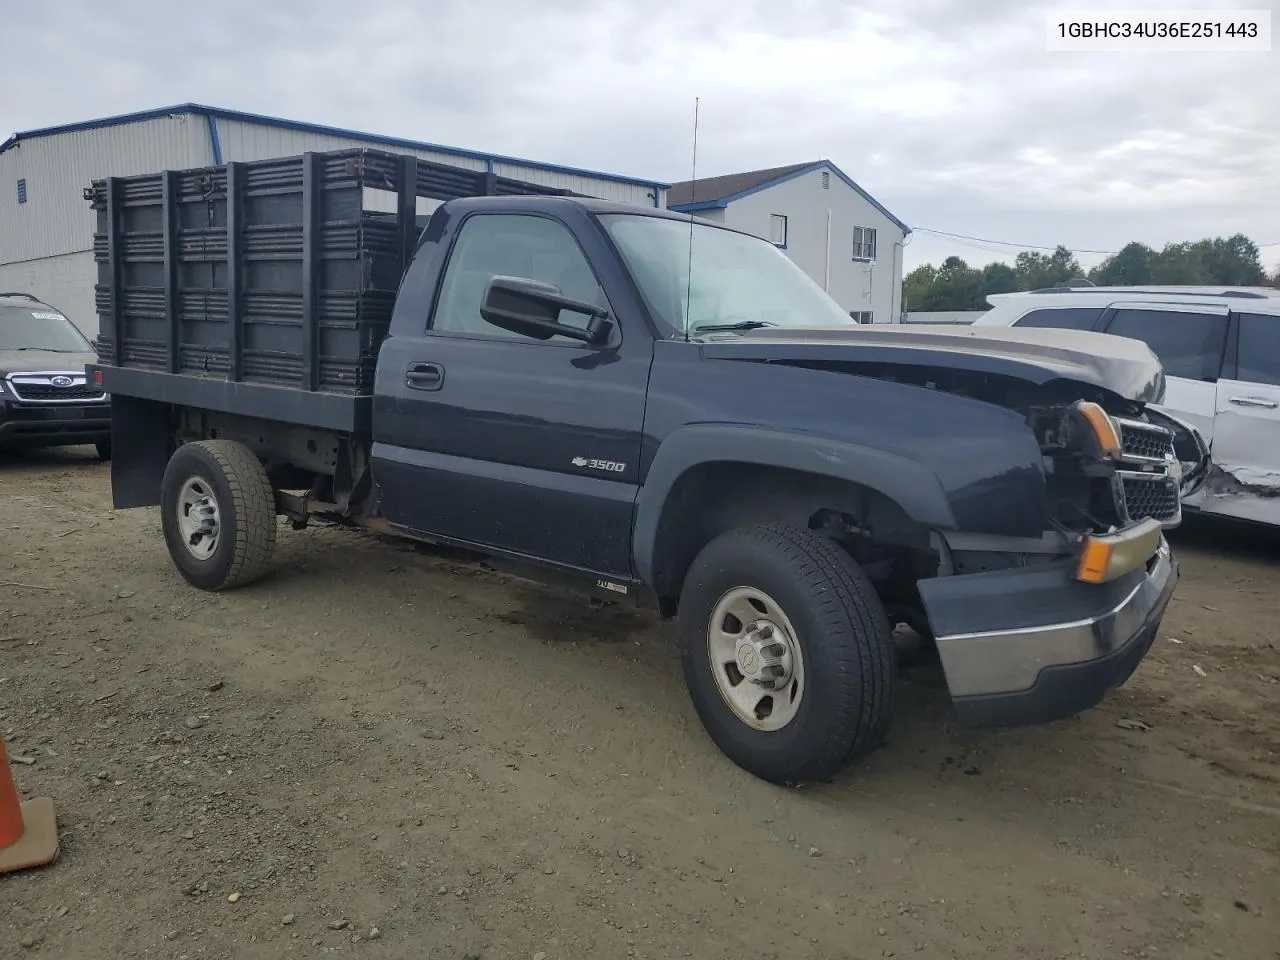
[919,525,1177,727]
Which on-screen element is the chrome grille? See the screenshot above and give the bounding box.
[1117,419,1175,462]
[1116,472,1181,525]
[1107,416,1182,529]
[6,374,107,404]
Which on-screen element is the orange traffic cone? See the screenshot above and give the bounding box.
[0,739,58,873]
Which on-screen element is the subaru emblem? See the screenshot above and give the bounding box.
[50,376,74,387]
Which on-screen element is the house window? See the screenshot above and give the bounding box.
[768,214,788,247]
[850,311,874,324]
[821,171,830,190]
[853,226,877,260]
[16,179,27,204]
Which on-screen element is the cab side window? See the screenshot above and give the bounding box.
[1103,308,1227,382]
[431,214,608,342]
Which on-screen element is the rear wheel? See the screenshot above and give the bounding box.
[678,523,897,784]
[160,440,277,591]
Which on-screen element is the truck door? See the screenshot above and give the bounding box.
[1205,311,1280,523]
[371,210,653,580]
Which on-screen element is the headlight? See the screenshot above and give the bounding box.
[1072,401,1123,460]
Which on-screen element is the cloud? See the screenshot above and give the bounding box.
[6,0,1278,271]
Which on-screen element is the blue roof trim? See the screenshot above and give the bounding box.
[1,104,203,149]
[671,160,909,234]
[0,102,671,192]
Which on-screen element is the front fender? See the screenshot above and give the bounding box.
[631,424,957,586]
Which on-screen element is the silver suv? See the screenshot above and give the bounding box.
[973,285,1280,528]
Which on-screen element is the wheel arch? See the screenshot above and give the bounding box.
[633,425,956,609]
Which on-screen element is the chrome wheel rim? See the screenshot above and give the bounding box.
[177,477,220,561]
[706,586,805,731]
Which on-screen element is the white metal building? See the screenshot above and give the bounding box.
[667,161,910,323]
[0,104,669,337]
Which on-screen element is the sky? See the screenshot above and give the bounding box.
[5,0,1278,274]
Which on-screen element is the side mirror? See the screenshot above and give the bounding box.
[479,276,613,346]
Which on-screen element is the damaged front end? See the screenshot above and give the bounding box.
[918,394,1189,727]
[1144,407,1212,500]
[1030,399,1207,537]
[708,322,1197,726]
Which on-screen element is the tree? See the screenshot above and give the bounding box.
[1014,246,1082,290]
[1148,241,1209,285]
[980,262,1019,298]
[920,256,986,311]
[1197,234,1266,285]
[902,265,937,312]
[901,234,1269,314]
[1090,242,1155,286]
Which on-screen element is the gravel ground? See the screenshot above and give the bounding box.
[2,447,1278,960]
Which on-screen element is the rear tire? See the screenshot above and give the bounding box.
[678,523,897,784]
[160,440,277,591]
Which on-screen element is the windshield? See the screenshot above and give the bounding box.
[0,305,93,353]
[599,214,855,337]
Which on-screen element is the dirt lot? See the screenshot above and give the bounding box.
[1,448,1277,960]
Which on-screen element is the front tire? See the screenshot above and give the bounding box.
[94,439,111,461]
[678,524,897,784]
[160,440,277,591]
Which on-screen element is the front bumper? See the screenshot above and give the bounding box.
[0,400,111,447]
[918,535,1178,727]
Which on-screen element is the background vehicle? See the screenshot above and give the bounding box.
[90,148,1188,784]
[0,292,111,458]
[973,286,1280,527]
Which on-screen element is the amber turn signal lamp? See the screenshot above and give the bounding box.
[1075,519,1163,584]
[1075,401,1122,459]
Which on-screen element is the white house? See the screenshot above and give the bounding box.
[667,161,910,323]
[0,104,669,337]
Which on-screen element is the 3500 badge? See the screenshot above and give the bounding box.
[571,456,626,473]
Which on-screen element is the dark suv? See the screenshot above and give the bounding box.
[0,293,111,459]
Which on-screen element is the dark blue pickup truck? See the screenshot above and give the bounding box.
[87,148,1205,783]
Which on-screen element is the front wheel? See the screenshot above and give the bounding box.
[678,524,897,784]
[160,439,277,591]
[94,439,111,461]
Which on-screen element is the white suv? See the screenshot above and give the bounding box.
[973,285,1280,527]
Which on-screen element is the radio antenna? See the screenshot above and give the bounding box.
[683,96,699,342]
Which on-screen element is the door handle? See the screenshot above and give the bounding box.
[1228,396,1278,409]
[405,362,444,391]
